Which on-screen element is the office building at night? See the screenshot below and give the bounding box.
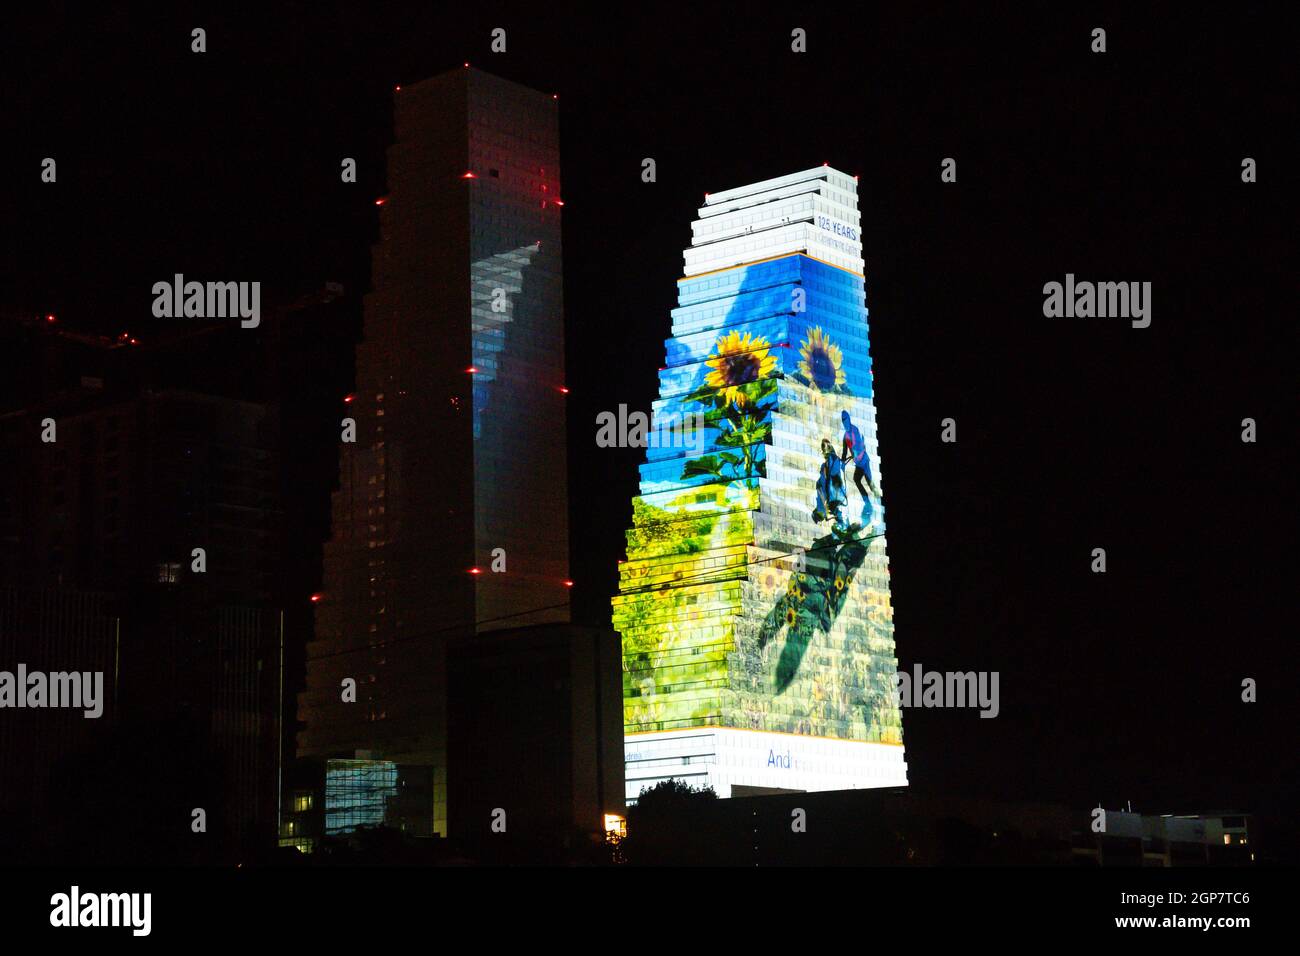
[0,382,284,862]
[613,166,908,800]
[298,67,569,836]
[446,624,624,859]
[0,588,118,854]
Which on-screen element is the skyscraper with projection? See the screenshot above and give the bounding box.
[298,67,569,836]
[613,167,907,799]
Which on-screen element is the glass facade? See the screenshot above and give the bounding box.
[299,68,568,837]
[323,758,400,835]
[467,78,569,629]
[613,167,908,799]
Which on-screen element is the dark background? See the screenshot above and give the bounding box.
[1,4,1292,830]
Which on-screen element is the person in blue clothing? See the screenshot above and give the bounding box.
[840,411,880,520]
[812,438,848,529]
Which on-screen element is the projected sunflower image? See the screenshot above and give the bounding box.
[703,330,777,406]
[679,330,780,483]
[793,326,850,393]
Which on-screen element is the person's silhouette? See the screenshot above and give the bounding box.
[840,411,879,507]
[813,438,847,528]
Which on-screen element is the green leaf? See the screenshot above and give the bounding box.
[682,383,720,405]
[681,456,723,479]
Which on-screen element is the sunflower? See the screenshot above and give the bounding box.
[834,576,846,591]
[798,326,846,391]
[784,606,798,627]
[704,330,777,406]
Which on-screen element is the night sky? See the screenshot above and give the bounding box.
[2,6,1292,823]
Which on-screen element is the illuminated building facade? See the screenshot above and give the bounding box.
[613,167,908,800]
[298,67,569,836]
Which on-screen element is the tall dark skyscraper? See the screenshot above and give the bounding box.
[0,379,285,862]
[298,67,569,836]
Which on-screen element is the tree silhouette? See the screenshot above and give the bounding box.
[621,779,718,865]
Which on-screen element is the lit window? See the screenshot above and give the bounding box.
[604,814,627,840]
